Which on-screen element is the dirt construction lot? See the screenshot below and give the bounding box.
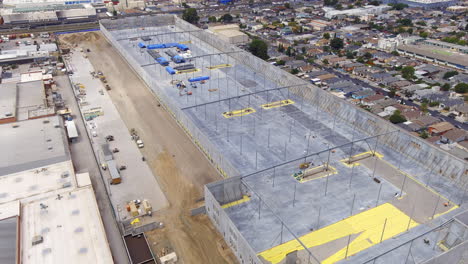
[59,32,237,264]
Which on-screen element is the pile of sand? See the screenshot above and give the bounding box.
[60,32,101,45]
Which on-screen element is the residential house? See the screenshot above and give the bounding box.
[352,89,375,99]
[428,122,455,136]
[376,98,399,108]
[453,104,468,123]
[390,80,413,90]
[440,129,467,144]
[413,115,440,128]
[362,94,385,106]
[343,62,364,72]
[300,65,314,73]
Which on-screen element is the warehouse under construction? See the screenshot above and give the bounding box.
[100,15,468,264]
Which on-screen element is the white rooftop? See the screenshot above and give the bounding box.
[0,116,70,176]
[20,187,113,264]
[0,161,75,205]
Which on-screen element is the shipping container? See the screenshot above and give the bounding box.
[138,42,146,48]
[147,44,165,49]
[172,55,185,63]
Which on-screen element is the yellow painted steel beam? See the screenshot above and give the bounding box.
[222,107,256,118]
[221,195,251,209]
[207,64,232,70]
[176,68,200,74]
[261,99,295,109]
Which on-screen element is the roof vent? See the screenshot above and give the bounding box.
[42,248,51,255]
[71,209,80,215]
[78,248,88,254]
[11,123,19,128]
[32,235,43,246]
[61,171,69,178]
[43,119,49,124]
[46,138,52,142]
[62,182,72,188]
[48,146,53,150]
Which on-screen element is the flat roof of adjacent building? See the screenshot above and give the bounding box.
[0,161,75,204]
[0,116,70,176]
[397,44,468,67]
[20,187,113,264]
[0,82,17,120]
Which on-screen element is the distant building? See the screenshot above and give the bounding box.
[208,24,249,44]
[323,5,392,19]
[383,0,458,9]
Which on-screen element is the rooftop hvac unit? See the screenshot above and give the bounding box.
[12,123,19,128]
[62,182,72,188]
[43,119,50,123]
[61,171,69,178]
[5,112,12,117]
[48,146,53,150]
[32,235,43,246]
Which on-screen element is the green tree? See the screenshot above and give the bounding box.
[454,83,468,94]
[389,110,407,124]
[276,60,285,66]
[182,2,190,8]
[208,16,217,23]
[220,13,233,22]
[419,32,429,38]
[330,37,344,50]
[301,46,306,54]
[323,32,330,39]
[278,44,285,53]
[398,18,413,27]
[443,71,459,79]
[401,66,415,80]
[248,39,269,60]
[182,8,199,24]
[419,131,429,139]
[346,50,355,59]
[441,83,451,91]
[323,59,329,65]
[284,3,291,8]
[363,52,373,60]
[290,68,300,74]
[369,0,380,5]
[391,50,400,56]
[420,102,428,113]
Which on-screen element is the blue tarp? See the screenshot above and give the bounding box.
[188,76,210,82]
[147,44,165,49]
[177,44,189,51]
[156,57,169,66]
[172,55,185,63]
[166,66,176,75]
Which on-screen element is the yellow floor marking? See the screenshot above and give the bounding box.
[222,107,256,118]
[340,151,383,168]
[221,195,251,209]
[258,203,419,264]
[176,68,200,74]
[207,64,232,70]
[178,40,192,44]
[261,99,295,109]
[292,165,338,183]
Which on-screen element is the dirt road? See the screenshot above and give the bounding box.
[59,32,237,264]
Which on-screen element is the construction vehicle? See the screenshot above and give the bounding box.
[130,129,144,148]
